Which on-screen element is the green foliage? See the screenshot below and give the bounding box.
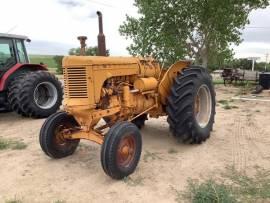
[0,137,27,151]
[54,201,66,203]
[0,138,10,150]
[29,55,57,72]
[123,176,144,186]
[11,142,27,150]
[69,46,110,56]
[120,0,269,67]
[184,179,237,203]
[224,167,270,202]
[218,100,238,110]
[181,167,270,203]
[5,197,22,203]
[53,55,64,74]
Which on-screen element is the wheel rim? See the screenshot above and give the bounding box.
[34,82,58,109]
[53,125,68,147]
[194,85,212,128]
[117,135,136,168]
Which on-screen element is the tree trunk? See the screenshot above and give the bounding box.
[201,47,208,68]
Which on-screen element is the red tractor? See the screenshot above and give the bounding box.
[0,33,63,118]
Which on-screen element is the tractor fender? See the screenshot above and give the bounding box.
[158,60,191,105]
[0,63,47,91]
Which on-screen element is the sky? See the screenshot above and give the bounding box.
[0,0,270,62]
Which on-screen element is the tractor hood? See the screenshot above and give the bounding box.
[63,56,141,67]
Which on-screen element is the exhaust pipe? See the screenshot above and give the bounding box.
[97,11,107,56]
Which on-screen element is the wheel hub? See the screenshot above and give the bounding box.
[117,136,136,168]
[34,82,58,109]
[194,85,212,128]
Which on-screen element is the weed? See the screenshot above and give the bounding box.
[218,100,229,105]
[0,137,27,151]
[170,186,183,203]
[54,201,66,203]
[182,179,237,203]
[223,167,270,202]
[255,110,261,113]
[5,197,22,203]
[218,100,238,110]
[223,104,232,110]
[180,166,270,203]
[143,150,162,162]
[168,148,178,154]
[0,138,10,150]
[213,80,224,85]
[11,141,27,150]
[123,176,144,187]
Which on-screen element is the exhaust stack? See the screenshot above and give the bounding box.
[97,11,106,56]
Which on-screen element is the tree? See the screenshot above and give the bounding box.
[69,46,110,56]
[53,55,64,74]
[119,0,269,67]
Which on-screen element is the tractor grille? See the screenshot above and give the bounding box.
[64,67,88,98]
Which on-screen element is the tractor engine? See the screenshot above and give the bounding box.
[62,56,161,128]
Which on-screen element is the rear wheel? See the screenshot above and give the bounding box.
[39,112,80,158]
[18,71,63,118]
[166,66,216,144]
[8,72,28,116]
[101,122,142,179]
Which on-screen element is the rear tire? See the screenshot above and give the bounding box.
[18,71,63,118]
[101,122,142,179]
[166,66,216,144]
[39,112,80,159]
[8,72,28,116]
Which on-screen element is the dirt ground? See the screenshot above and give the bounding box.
[1,85,270,203]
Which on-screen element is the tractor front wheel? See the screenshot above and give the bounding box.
[39,112,80,159]
[101,122,142,179]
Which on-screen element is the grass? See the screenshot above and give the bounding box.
[0,137,27,151]
[143,150,162,162]
[0,138,10,150]
[123,176,144,187]
[54,201,66,203]
[29,55,57,72]
[179,166,270,203]
[5,197,22,203]
[213,80,224,85]
[217,100,238,110]
[182,180,237,203]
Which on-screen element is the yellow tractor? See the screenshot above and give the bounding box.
[39,12,215,179]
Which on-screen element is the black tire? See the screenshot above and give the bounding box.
[8,72,28,116]
[101,122,142,180]
[39,111,80,159]
[166,66,216,144]
[18,71,63,118]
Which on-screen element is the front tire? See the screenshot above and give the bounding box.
[101,122,142,179]
[39,112,80,159]
[166,66,216,144]
[18,71,63,118]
